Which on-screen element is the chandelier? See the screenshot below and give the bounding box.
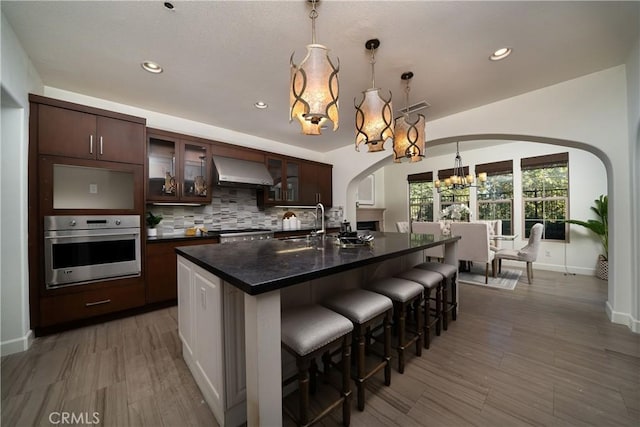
[435,141,487,192]
[355,38,394,152]
[393,72,425,163]
[290,0,339,135]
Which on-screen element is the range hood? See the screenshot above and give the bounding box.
[212,155,273,188]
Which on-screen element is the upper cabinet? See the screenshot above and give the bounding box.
[264,155,332,207]
[147,129,212,204]
[37,103,145,165]
[265,156,300,204]
[300,161,333,206]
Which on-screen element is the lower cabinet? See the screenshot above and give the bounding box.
[146,238,219,304]
[39,280,145,327]
[177,257,246,426]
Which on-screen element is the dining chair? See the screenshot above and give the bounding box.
[494,223,544,284]
[395,221,410,233]
[450,222,495,284]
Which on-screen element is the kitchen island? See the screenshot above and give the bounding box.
[176,232,459,426]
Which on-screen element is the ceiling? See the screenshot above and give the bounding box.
[2,1,638,153]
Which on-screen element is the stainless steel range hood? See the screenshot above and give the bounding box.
[212,155,273,188]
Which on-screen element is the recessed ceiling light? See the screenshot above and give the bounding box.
[141,61,163,74]
[490,47,512,61]
[164,2,175,11]
[254,101,268,109]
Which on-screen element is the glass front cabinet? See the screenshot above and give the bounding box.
[147,131,212,204]
[266,156,299,204]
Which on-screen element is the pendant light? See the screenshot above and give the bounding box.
[290,0,339,135]
[355,39,394,152]
[393,72,425,163]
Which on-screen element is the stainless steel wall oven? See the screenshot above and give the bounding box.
[44,215,141,289]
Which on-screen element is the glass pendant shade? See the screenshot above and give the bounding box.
[355,88,394,152]
[393,114,425,163]
[290,44,339,134]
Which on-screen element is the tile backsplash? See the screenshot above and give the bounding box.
[148,187,343,235]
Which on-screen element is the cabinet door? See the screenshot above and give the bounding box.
[285,160,300,203]
[194,269,225,418]
[147,135,180,202]
[299,162,319,205]
[180,142,212,203]
[177,258,194,357]
[266,157,284,203]
[316,163,333,207]
[97,116,145,164]
[38,104,96,160]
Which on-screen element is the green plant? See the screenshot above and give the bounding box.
[146,211,163,228]
[565,195,608,260]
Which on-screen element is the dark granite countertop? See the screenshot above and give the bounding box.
[147,227,340,243]
[175,232,460,295]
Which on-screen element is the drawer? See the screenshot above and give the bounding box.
[39,282,145,327]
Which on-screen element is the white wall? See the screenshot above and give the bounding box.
[382,142,607,275]
[326,66,638,332]
[1,14,43,355]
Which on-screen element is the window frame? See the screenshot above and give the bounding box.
[408,172,434,222]
[476,160,514,235]
[521,153,569,242]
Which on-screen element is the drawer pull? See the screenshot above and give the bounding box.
[85,299,111,307]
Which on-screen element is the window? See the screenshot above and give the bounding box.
[521,153,569,241]
[477,160,513,234]
[408,172,434,222]
[437,166,470,215]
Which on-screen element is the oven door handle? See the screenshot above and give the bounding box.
[44,232,140,240]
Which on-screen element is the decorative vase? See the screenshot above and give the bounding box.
[596,254,608,280]
[148,228,158,237]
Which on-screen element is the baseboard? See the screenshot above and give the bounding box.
[1,329,34,356]
[499,260,595,276]
[606,301,640,333]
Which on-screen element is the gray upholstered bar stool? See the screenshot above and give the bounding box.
[281,305,353,427]
[322,289,393,411]
[366,277,424,374]
[395,268,444,349]
[416,261,458,330]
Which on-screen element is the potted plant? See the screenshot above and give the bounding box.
[566,195,608,280]
[146,211,163,237]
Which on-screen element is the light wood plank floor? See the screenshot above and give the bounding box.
[3,269,639,426]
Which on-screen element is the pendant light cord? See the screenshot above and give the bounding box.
[404,80,411,118]
[370,45,376,89]
[309,0,318,44]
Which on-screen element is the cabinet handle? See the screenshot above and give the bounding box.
[99,136,103,155]
[89,135,94,154]
[85,299,111,307]
[200,288,206,310]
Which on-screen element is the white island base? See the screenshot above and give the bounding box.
[177,240,457,426]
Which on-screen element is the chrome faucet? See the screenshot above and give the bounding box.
[312,202,325,237]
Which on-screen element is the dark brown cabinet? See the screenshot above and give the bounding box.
[146,238,219,304]
[299,161,333,206]
[264,156,332,206]
[38,104,145,165]
[147,129,212,204]
[265,156,300,204]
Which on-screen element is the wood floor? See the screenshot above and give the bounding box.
[2,269,639,426]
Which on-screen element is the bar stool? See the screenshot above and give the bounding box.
[322,289,393,411]
[366,277,424,374]
[281,305,353,427]
[416,262,458,330]
[395,268,443,349]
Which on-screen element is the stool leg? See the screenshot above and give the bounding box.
[383,311,392,387]
[435,282,442,336]
[423,288,431,349]
[415,297,423,356]
[442,278,449,331]
[396,302,406,374]
[451,274,458,321]
[321,351,331,384]
[309,359,318,394]
[355,325,366,411]
[341,335,352,427]
[297,357,311,426]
